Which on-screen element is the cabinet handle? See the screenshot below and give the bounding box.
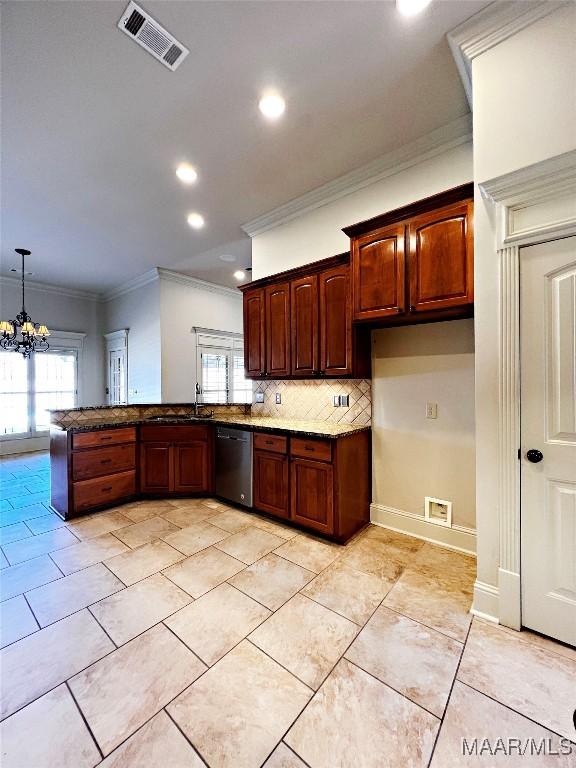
[101,486,112,493]
[100,459,112,465]
[410,305,416,311]
[305,446,314,451]
[100,436,113,441]
[265,440,274,445]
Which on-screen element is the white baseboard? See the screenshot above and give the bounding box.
[471,579,499,623]
[370,503,476,555]
[1,437,49,456]
[498,567,521,630]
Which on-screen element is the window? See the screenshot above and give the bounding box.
[34,351,77,431]
[0,352,28,436]
[196,330,251,405]
[0,333,82,438]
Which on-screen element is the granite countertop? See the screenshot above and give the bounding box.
[51,414,370,439]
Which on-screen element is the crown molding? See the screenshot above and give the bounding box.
[479,149,576,205]
[479,150,576,247]
[0,274,99,301]
[101,268,160,302]
[448,1,566,107]
[157,268,242,299]
[241,114,472,238]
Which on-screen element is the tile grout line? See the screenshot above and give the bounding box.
[456,677,576,746]
[425,616,472,767]
[65,680,105,762]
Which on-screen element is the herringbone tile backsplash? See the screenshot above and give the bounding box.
[251,379,372,425]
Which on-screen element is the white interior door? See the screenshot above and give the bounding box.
[520,236,576,646]
[107,348,127,405]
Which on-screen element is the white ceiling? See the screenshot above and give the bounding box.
[1,0,489,292]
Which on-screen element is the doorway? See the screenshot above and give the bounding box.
[520,236,576,646]
[105,330,128,406]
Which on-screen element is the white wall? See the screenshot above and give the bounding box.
[252,142,476,537]
[372,319,475,530]
[252,143,472,277]
[0,279,104,406]
[472,4,576,606]
[102,279,161,403]
[159,276,243,402]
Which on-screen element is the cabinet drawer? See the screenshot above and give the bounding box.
[254,432,287,454]
[140,424,210,443]
[72,444,136,481]
[73,470,136,513]
[290,437,332,462]
[73,427,136,450]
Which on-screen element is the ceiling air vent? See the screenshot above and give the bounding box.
[118,2,189,71]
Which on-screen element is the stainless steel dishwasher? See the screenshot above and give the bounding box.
[215,427,253,508]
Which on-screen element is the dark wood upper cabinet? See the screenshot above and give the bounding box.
[408,200,473,313]
[291,274,319,376]
[319,265,352,376]
[241,253,369,379]
[265,282,290,377]
[243,287,265,376]
[344,183,474,327]
[352,224,405,321]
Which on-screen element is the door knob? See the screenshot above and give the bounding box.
[526,449,543,463]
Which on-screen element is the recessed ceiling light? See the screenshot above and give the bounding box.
[258,92,285,120]
[219,254,236,263]
[176,163,198,184]
[187,212,205,229]
[396,0,432,16]
[234,270,246,281]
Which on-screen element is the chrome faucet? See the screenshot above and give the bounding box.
[194,383,213,418]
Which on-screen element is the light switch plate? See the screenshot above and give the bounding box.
[255,392,264,404]
[340,394,350,407]
[333,395,341,407]
[426,402,438,419]
[275,393,282,404]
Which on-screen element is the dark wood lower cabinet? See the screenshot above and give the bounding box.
[252,429,370,542]
[52,423,369,542]
[291,458,334,535]
[140,442,172,494]
[253,449,289,519]
[173,442,209,493]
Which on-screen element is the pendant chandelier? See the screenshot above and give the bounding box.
[1,248,50,358]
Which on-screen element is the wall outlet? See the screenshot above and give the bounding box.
[333,395,341,407]
[275,392,282,404]
[425,496,452,527]
[255,391,264,404]
[340,394,350,407]
[426,401,438,419]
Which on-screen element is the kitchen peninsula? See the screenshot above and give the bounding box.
[49,404,371,543]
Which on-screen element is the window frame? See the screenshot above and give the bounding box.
[0,330,85,440]
[194,328,251,405]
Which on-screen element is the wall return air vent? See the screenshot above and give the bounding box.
[118,1,189,71]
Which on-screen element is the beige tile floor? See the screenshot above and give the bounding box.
[1,451,575,767]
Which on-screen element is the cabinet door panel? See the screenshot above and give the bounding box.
[291,275,319,376]
[254,450,289,519]
[319,265,352,376]
[352,224,405,320]
[265,282,291,377]
[173,443,209,493]
[408,201,473,312]
[140,442,172,493]
[243,288,265,377]
[291,458,334,535]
